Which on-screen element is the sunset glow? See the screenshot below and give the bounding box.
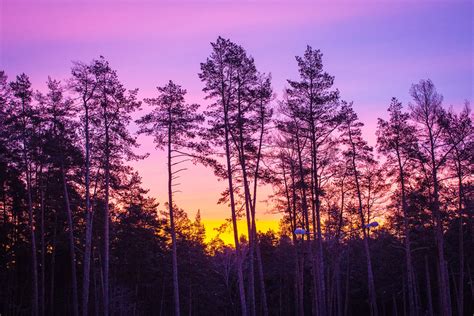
[2,2,471,235]
[1,1,473,315]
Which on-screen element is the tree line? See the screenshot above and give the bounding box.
[0,37,472,316]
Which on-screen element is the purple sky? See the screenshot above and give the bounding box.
[1,0,472,221]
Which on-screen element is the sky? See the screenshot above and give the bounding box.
[1,0,472,243]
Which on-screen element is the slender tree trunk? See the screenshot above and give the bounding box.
[103,110,110,316]
[310,119,326,316]
[235,97,256,316]
[298,239,305,316]
[295,123,319,315]
[424,256,433,316]
[239,149,255,316]
[39,170,45,316]
[82,100,93,316]
[427,128,451,315]
[456,159,464,316]
[62,162,79,316]
[432,174,451,315]
[49,213,57,315]
[396,151,417,316]
[335,258,342,316]
[250,102,268,316]
[335,179,346,316]
[95,249,102,316]
[22,116,39,316]
[283,159,301,316]
[343,257,350,316]
[224,107,247,316]
[168,119,180,316]
[467,264,474,302]
[349,131,378,316]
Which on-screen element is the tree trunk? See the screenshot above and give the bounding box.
[223,106,247,316]
[349,132,378,316]
[103,108,110,316]
[310,119,326,316]
[250,101,269,316]
[236,96,256,316]
[168,120,180,316]
[82,100,93,316]
[284,160,301,316]
[396,151,417,316]
[456,158,464,316]
[19,94,39,316]
[427,127,451,315]
[39,170,45,316]
[295,123,319,315]
[23,123,39,316]
[424,256,433,316]
[62,163,79,316]
[49,214,58,315]
[343,257,350,316]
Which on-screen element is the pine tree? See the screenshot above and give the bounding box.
[91,57,141,316]
[439,103,473,316]
[339,101,378,316]
[36,77,81,316]
[137,80,203,316]
[9,74,40,316]
[377,98,419,315]
[199,36,249,316]
[286,46,339,315]
[409,79,451,315]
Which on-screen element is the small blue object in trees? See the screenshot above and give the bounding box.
[364,221,379,229]
[294,228,307,235]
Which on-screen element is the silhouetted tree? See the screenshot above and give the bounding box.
[377,98,419,316]
[91,57,141,316]
[9,74,40,316]
[409,79,451,315]
[199,36,249,316]
[286,46,339,315]
[439,103,473,316]
[70,60,98,316]
[339,101,378,316]
[36,77,81,316]
[137,80,203,316]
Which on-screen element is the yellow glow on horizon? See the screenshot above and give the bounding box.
[202,219,281,245]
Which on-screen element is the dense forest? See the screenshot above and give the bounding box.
[0,37,472,316]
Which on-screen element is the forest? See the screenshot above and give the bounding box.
[0,37,472,316]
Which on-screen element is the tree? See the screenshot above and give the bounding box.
[439,103,473,316]
[409,79,451,315]
[69,61,98,316]
[199,36,249,316]
[286,46,339,315]
[8,74,40,316]
[248,75,272,316]
[137,80,203,316]
[70,57,141,315]
[36,77,81,316]
[91,57,141,316]
[275,95,314,316]
[339,101,378,316]
[377,98,419,316]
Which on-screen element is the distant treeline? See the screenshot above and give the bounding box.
[0,37,472,316]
